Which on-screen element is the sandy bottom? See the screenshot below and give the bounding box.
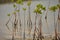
[0,38,52,40]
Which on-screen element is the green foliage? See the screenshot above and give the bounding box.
[16,0,23,5]
[38,10,42,14]
[7,13,10,16]
[23,8,26,11]
[34,8,42,14]
[42,7,46,10]
[57,4,60,8]
[11,0,14,2]
[49,6,58,12]
[13,4,17,8]
[36,4,43,9]
[34,4,46,14]
[34,8,39,13]
[36,4,46,11]
[16,10,20,12]
[49,4,60,12]
[27,1,31,6]
[13,11,16,14]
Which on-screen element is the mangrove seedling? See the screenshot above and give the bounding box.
[23,8,27,40]
[33,4,46,40]
[14,0,24,39]
[27,0,32,39]
[49,5,58,40]
[57,4,60,20]
[6,13,11,31]
[45,0,50,34]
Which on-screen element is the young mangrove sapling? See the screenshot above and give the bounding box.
[33,4,46,40]
[27,1,32,39]
[49,5,58,40]
[23,8,26,40]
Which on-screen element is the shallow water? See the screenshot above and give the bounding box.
[0,0,59,40]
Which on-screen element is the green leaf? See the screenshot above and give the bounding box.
[38,10,42,14]
[7,13,10,16]
[13,11,16,14]
[16,0,23,5]
[13,4,16,8]
[34,4,45,14]
[42,7,46,11]
[23,8,26,11]
[57,4,60,8]
[16,10,20,12]
[34,8,42,14]
[36,4,43,9]
[11,0,14,2]
[36,4,46,11]
[34,8,38,13]
[27,1,31,6]
[49,6,58,12]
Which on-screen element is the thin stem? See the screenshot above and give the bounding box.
[6,16,11,31]
[33,13,37,40]
[27,5,32,38]
[38,15,42,40]
[54,12,58,40]
[23,11,26,40]
[45,0,50,34]
[58,0,60,20]
[12,28,15,40]
[12,3,17,40]
[14,13,18,36]
[17,4,22,39]
[57,0,60,36]
[18,4,21,27]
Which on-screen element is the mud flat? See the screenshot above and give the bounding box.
[5,37,52,40]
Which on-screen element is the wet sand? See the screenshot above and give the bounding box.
[3,38,52,40]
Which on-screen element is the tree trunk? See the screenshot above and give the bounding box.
[27,5,32,38]
[23,11,26,40]
[39,15,42,40]
[33,13,37,40]
[45,0,50,34]
[17,4,22,40]
[12,5,17,40]
[54,12,58,40]
[58,0,60,35]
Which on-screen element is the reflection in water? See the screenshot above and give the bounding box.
[0,0,59,40]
